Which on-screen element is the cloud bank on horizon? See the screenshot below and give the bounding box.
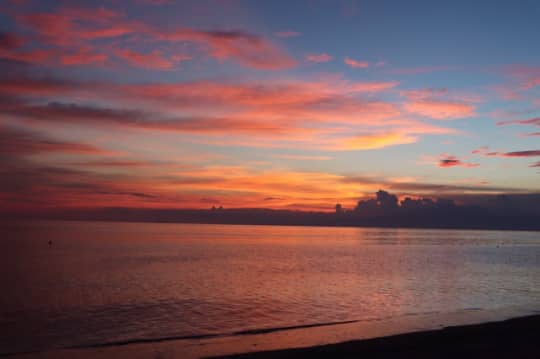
[0,0,539,213]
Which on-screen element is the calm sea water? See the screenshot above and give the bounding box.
[1,220,539,355]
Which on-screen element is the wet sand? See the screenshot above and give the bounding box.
[215,314,540,359]
[8,312,540,359]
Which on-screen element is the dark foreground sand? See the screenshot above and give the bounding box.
[214,315,540,359]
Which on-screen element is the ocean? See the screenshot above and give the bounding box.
[1,220,539,355]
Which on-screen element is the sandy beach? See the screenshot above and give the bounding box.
[216,314,540,359]
[7,311,539,359]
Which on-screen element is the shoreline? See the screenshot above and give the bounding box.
[214,314,540,358]
[7,309,540,359]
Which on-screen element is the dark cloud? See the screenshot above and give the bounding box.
[438,157,479,168]
[0,125,106,155]
[497,117,540,127]
[0,98,290,135]
[67,160,155,168]
[341,176,520,194]
[0,32,25,50]
[502,150,540,157]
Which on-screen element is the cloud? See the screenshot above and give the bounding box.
[386,66,454,75]
[404,100,475,120]
[272,154,332,161]
[502,150,540,157]
[473,147,540,158]
[0,32,26,50]
[438,156,479,168]
[471,146,489,155]
[66,160,158,168]
[497,117,540,128]
[401,88,476,120]
[15,6,296,70]
[348,81,398,92]
[0,75,455,151]
[471,147,540,168]
[504,65,540,90]
[0,125,107,155]
[0,48,55,65]
[3,100,297,135]
[339,132,417,150]
[136,0,174,5]
[340,176,524,195]
[114,49,189,70]
[0,73,453,151]
[154,28,296,70]
[497,117,540,137]
[274,30,301,38]
[60,46,107,66]
[344,56,368,68]
[305,53,333,63]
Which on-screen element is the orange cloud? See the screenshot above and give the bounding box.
[337,132,417,150]
[0,74,454,152]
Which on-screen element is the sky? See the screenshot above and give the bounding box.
[0,0,539,213]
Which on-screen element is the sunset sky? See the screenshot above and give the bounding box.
[1,0,539,213]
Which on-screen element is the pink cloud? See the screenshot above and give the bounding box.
[0,73,456,151]
[386,65,454,75]
[61,47,107,66]
[504,65,540,90]
[154,28,296,70]
[305,53,333,63]
[404,100,475,120]
[345,81,399,92]
[471,146,489,155]
[0,48,54,64]
[114,49,189,70]
[274,30,301,38]
[16,6,296,70]
[344,56,368,68]
[401,88,476,120]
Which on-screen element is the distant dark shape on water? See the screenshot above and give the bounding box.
[28,190,540,231]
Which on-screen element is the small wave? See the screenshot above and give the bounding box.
[66,319,361,350]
